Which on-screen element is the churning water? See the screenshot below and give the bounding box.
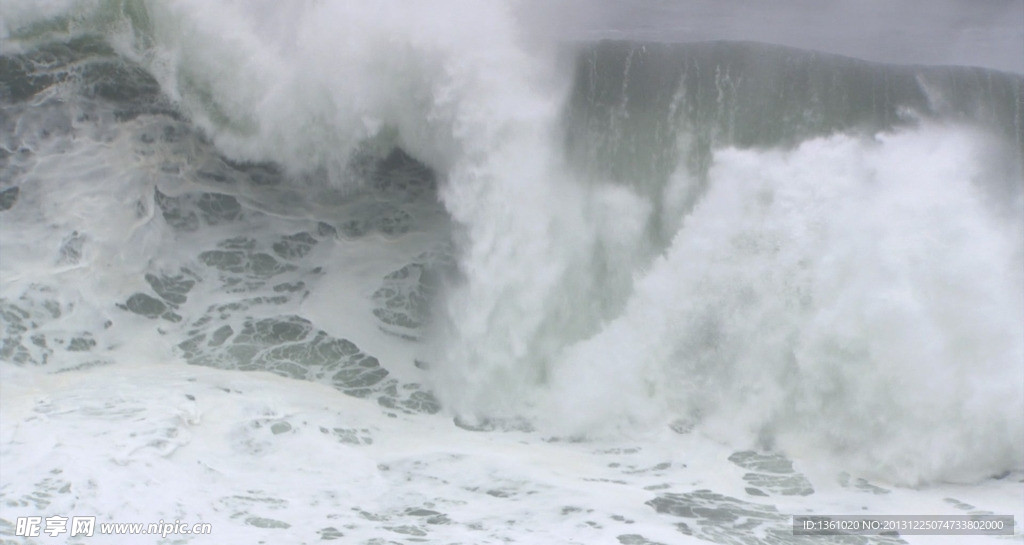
[2,1,1022,543]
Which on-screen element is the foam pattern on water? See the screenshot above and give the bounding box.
[0,34,448,416]
[648,490,906,545]
[2,7,1023,544]
[7,364,1019,544]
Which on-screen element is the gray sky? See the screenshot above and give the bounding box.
[529,0,1024,73]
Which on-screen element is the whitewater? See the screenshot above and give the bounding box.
[1,1,1022,544]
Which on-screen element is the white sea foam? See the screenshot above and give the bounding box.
[5,0,1024,482]
[2,5,1023,543]
[548,126,1024,485]
[2,362,1021,544]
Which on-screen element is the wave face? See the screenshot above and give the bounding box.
[2,0,1023,486]
[546,42,1024,485]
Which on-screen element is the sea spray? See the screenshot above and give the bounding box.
[3,0,1022,485]
[549,126,1023,484]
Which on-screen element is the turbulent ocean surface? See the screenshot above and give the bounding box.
[1,1,1023,544]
